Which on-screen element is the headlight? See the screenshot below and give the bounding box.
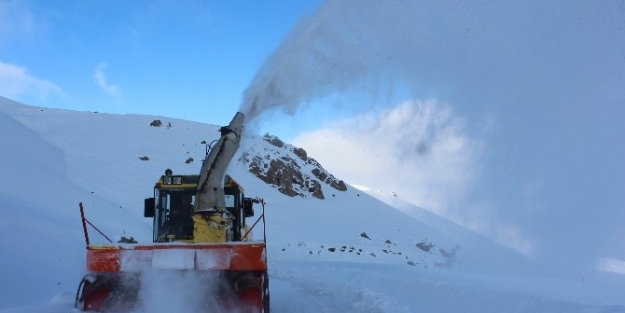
[163,176,183,185]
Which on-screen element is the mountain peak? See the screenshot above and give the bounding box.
[240,133,347,199]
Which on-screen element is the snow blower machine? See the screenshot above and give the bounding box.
[75,112,270,312]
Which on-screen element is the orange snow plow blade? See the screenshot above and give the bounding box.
[87,242,267,272]
[76,242,269,312]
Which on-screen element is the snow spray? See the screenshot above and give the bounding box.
[239,0,424,126]
[132,269,246,313]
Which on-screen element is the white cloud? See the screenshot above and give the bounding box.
[294,100,482,216]
[293,100,535,255]
[598,258,625,275]
[0,0,36,42]
[94,63,122,98]
[0,61,63,100]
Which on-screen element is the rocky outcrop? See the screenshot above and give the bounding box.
[263,134,285,148]
[240,134,348,199]
[311,166,347,191]
[293,147,307,161]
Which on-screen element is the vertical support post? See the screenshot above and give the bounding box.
[79,202,90,246]
[261,199,267,244]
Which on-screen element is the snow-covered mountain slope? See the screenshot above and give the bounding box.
[363,188,540,275]
[233,134,464,268]
[1,96,624,313]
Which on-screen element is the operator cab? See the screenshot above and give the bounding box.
[144,170,255,243]
[144,172,198,242]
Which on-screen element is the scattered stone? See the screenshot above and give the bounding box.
[263,134,284,147]
[118,236,137,244]
[417,242,434,253]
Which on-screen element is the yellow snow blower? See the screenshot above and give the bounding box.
[75,112,269,312]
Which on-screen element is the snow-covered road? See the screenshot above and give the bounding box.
[1,260,624,313]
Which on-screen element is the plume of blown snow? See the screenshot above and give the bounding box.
[239,0,421,128]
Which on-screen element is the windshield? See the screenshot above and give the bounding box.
[154,189,195,242]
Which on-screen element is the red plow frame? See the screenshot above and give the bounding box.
[76,201,270,312]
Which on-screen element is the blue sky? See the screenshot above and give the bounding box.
[0,0,320,126]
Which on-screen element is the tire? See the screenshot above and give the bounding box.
[262,273,270,313]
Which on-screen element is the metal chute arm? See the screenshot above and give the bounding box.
[194,112,245,212]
